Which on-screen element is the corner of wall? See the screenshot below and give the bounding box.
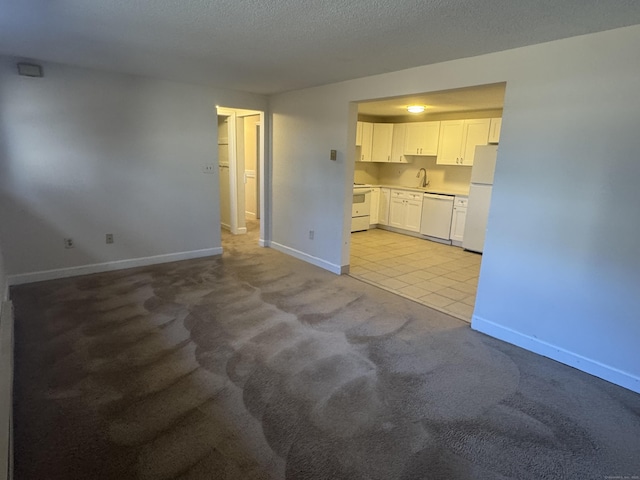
[0,300,14,480]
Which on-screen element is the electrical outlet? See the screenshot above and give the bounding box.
[309,230,314,240]
[64,238,74,249]
[202,164,215,174]
[106,233,114,244]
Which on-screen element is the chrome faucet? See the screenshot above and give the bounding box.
[417,168,429,188]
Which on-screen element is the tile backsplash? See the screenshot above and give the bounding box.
[355,156,472,191]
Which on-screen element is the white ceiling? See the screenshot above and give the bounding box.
[2,1,640,95]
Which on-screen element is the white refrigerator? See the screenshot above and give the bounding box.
[463,145,497,253]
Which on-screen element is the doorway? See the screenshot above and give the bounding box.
[216,106,266,244]
[346,83,506,322]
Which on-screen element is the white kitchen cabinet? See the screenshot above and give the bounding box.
[449,196,468,245]
[389,196,405,229]
[389,190,423,233]
[437,118,490,166]
[404,122,440,156]
[390,123,410,163]
[369,187,380,225]
[356,121,363,146]
[405,196,423,232]
[371,123,394,162]
[358,121,373,162]
[379,188,390,225]
[488,117,502,144]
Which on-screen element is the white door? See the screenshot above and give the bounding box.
[488,117,502,144]
[390,123,407,163]
[218,116,231,230]
[405,198,423,232]
[437,120,464,165]
[461,118,490,165]
[369,188,380,225]
[389,197,405,228]
[450,206,467,243]
[243,115,260,220]
[371,123,393,162]
[360,122,373,161]
[379,188,390,225]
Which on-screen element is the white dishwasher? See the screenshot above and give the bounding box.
[420,193,454,240]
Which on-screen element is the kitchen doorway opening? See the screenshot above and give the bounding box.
[346,82,506,322]
[216,106,267,247]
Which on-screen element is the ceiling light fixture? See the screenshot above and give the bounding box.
[407,105,425,114]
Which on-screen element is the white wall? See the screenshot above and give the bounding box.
[0,57,267,282]
[269,25,640,392]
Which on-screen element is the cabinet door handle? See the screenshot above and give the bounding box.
[388,155,390,161]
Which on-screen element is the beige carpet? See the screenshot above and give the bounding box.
[11,225,640,479]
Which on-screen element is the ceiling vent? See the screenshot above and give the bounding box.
[17,63,43,78]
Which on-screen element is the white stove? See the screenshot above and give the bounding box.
[352,185,371,232]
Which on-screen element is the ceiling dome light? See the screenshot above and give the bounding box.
[407,105,425,114]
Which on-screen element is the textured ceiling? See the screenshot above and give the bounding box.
[2,0,640,94]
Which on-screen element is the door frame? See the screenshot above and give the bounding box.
[216,107,267,244]
[217,108,241,234]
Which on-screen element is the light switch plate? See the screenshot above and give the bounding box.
[330,150,337,161]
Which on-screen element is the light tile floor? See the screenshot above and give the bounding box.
[349,228,482,322]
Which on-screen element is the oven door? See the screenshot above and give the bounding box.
[352,192,368,217]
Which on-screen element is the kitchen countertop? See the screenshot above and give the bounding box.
[354,184,469,196]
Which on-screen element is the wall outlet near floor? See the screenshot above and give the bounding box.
[106,233,114,244]
[309,230,314,240]
[64,238,74,249]
[202,164,215,174]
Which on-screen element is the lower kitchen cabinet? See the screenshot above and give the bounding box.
[389,190,423,233]
[449,196,468,245]
[379,188,390,225]
[369,187,380,225]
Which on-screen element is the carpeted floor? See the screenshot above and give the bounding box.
[11,224,640,480]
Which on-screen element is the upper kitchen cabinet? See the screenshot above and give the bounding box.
[488,117,502,144]
[437,118,490,166]
[371,123,394,162]
[404,121,440,156]
[390,123,410,163]
[357,121,374,161]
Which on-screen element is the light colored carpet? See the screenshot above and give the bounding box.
[11,224,640,479]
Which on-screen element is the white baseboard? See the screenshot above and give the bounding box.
[472,315,640,394]
[7,248,223,286]
[259,239,268,247]
[269,242,342,275]
[237,227,247,234]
